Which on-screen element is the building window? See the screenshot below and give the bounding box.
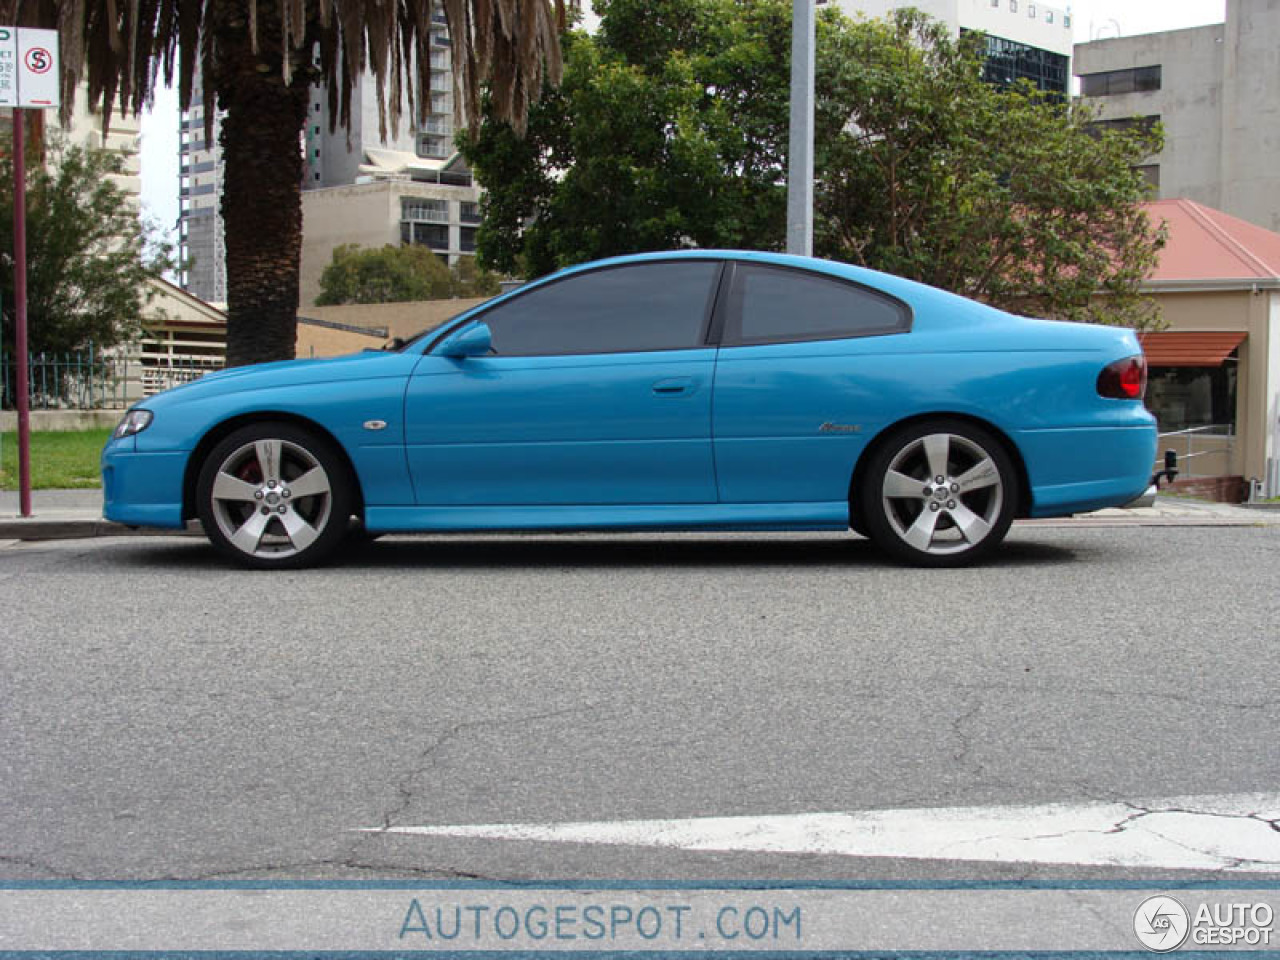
[1028,4,1036,17]
[1087,115,1161,138]
[459,227,478,252]
[406,222,450,250]
[966,31,1069,94]
[1134,164,1160,190]
[1080,65,1163,97]
[401,197,449,222]
[416,133,450,159]
[1046,10,1053,22]
[1146,360,1237,434]
[1063,13,1070,27]
[460,201,482,224]
[1009,0,1017,11]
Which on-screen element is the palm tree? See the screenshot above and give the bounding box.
[1,0,569,365]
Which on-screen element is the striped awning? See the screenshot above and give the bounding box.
[1138,331,1246,367]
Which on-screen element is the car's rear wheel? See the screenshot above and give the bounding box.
[196,422,352,569]
[858,419,1016,567]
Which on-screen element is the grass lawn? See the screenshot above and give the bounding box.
[0,429,111,489]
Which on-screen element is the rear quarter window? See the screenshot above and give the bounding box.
[724,263,911,346]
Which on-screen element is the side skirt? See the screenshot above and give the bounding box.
[364,501,850,534]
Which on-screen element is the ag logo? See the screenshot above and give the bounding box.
[1134,895,1190,952]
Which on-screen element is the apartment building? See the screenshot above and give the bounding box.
[176,73,225,304]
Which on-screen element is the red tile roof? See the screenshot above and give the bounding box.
[1138,331,1246,367]
[1144,198,1280,282]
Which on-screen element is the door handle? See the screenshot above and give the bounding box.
[652,377,695,396]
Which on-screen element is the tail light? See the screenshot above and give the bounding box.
[1097,355,1147,400]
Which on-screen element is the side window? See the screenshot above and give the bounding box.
[724,264,910,346]
[480,261,721,356]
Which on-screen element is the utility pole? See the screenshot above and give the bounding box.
[786,0,815,257]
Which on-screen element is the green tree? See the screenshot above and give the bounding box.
[462,0,792,277]
[816,9,1164,328]
[2,0,570,366]
[0,139,172,357]
[316,243,501,304]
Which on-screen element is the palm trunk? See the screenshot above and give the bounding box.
[212,0,311,367]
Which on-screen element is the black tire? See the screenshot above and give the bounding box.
[196,421,353,569]
[347,517,384,544]
[857,419,1016,567]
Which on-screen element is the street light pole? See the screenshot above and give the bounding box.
[786,0,815,257]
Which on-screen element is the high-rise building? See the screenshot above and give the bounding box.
[835,0,1075,94]
[303,7,457,187]
[176,73,225,304]
[1074,0,1280,234]
[178,4,479,308]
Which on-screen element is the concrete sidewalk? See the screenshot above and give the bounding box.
[0,488,198,540]
[1,487,1277,542]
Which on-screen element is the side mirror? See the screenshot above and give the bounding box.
[439,322,492,359]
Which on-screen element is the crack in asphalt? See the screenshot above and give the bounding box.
[368,702,605,834]
[0,854,85,881]
[935,800,1280,868]
[949,696,984,772]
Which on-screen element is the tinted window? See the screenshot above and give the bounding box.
[724,264,910,345]
[480,261,721,356]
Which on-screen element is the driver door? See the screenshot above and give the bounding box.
[403,259,724,506]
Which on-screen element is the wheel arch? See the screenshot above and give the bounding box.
[182,412,365,522]
[847,412,1032,528]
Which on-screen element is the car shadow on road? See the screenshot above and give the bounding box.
[108,532,1081,571]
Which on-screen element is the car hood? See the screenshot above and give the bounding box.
[138,350,413,410]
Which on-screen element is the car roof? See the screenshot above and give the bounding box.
[546,249,998,321]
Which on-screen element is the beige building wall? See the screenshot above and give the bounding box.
[302,297,492,342]
[296,322,387,358]
[299,180,483,309]
[1146,285,1278,486]
[61,84,142,203]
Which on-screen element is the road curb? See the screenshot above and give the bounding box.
[0,519,201,540]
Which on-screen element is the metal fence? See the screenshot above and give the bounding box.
[1154,424,1235,479]
[1,349,219,412]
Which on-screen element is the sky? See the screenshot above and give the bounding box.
[135,0,1228,250]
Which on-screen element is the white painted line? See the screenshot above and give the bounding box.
[364,793,1280,872]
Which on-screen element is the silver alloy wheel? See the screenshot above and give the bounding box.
[880,431,1004,556]
[208,438,333,560]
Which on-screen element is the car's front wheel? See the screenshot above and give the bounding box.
[196,422,352,569]
[858,420,1016,567]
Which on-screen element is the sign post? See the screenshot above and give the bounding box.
[2,25,58,517]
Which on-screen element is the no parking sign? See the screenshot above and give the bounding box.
[0,26,59,108]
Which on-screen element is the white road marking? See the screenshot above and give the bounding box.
[364,793,1280,872]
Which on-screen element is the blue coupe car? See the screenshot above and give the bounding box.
[102,251,1156,568]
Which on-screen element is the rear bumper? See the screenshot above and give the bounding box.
[101,441,188,529]
[1017,422,1158,518]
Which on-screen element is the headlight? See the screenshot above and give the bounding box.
[113,409,153,439]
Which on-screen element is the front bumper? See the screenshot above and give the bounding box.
[101,439,189,529]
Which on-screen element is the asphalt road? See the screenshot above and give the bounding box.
[1,524,1278,882]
